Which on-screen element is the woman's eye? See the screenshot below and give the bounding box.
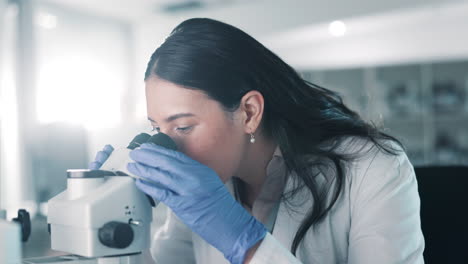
[175,126,192,133]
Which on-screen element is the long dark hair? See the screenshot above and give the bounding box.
[144,18,403,255]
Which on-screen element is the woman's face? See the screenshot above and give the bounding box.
[145,76,247,183]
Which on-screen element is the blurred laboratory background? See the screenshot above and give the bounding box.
[1,0,468,262]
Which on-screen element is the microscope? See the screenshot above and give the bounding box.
[0,214,21,264]
[23,132,177,264]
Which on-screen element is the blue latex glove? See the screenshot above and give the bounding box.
[127,143,267,264]
[88,145,114,170]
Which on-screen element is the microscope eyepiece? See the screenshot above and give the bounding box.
[147,133,178,151]
[127,133,151,150]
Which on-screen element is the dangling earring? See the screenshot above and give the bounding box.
[250,133,256,144]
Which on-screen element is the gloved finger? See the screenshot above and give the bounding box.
[88,161,103,170]
[127,162,183,192]
[129,148,195,177]
[135,178,175,203]
[139,143,195,164]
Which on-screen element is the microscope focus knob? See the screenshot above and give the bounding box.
[98,221,134,249]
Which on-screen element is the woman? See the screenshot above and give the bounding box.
[91,18,424,264]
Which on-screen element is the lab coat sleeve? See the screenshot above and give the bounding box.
[348,150,425,264]
[150,206,196,264]
[249,233,303,264]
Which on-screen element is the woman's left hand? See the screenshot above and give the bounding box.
[127,142,266,264]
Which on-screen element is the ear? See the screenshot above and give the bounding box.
[239,90,264,134]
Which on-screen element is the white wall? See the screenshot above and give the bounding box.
[133,0,468,76]
[0,0,6,213]
[266,2,468,69]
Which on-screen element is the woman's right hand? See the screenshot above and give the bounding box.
[88,145,114,170]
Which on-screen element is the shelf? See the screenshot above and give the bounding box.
[301,59,468,166]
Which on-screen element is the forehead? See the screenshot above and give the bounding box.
[145,76,218,118]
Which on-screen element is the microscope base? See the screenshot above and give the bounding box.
[22,253,143,264]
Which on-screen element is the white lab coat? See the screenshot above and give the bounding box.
[150,138,425,263]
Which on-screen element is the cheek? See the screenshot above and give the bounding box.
[179,121,245,182]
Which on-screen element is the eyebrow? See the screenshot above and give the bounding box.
[147,113,195,124]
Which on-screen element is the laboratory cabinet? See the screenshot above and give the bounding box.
[300,60,468,166]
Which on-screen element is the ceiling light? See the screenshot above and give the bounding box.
[329,20,346,37]
[36,12,57,29]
